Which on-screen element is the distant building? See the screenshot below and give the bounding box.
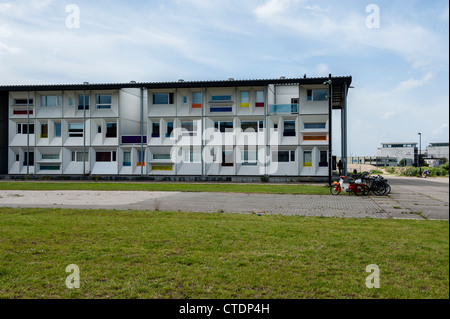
[424,142,449,167]
[376,143,418,166]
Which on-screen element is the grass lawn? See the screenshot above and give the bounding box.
[0,207,448,299]
[0,181,330,195]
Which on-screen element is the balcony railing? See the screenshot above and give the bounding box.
[121,136,147,144]
[269,104,298,114]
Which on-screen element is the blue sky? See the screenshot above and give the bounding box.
[0,0,448,156]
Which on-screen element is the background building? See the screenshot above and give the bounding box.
[0,76,352,181]
[424,142,449,167]
[376,143,418,166]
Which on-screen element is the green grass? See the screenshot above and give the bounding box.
[0,181,330,195]
[0,207,448,299]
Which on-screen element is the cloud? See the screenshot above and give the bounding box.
[432,123,449,136]
[393,72,434,92]
[253,0,448,73]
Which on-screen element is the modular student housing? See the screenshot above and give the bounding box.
[0,76,352,182]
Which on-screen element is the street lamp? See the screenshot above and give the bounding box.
[418,133,422,176]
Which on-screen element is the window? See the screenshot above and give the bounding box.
[106,122,117,138]
[69,97,75,107]
[291,98,299,113]
[97,125,102,134]
[96,95,112,109]
[240,92,249,107]
[211,95,232,102]
[182,96,188,104]
[303,150,312,167]
[68,123,83,137]
[40,164,60,170]
[303,135,327,141]
[14,98,33,106]
[210,107,232,112]
[283,121,296,137]
[255,91,264,107]
[242,148,258,166]
[153,153,171,160]
[214,121,233,133]
[71,151,88,162]
[78,95,90,110]
[184,148,201,163]
[15,154,19,162]
[304,123,326,129]
[273,124,278,132]
[123,151,131,166]
[166,122,174,137]
[17,123,34,134]
[307,89,328,101]
[151,164,173,171]
[137,150,145,166]
[153,93,174,105]
[42,154,59,160]
[55,123,61,137]
[96,151,116,162]
[23,152,34,166]
[152,122,160,138]
[192,92,202,108]
[13,109,33,115]
[273,150,295,162]
[40,124,48,138]
[241,121,258,132]
[41,95,62,107]
[319,150,328,167]
[222,149,234,166]
[181,121,197,136]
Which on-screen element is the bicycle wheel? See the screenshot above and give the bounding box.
[354,184,364,196]
[382,183,391,195]
[373,183,387,196]
[330,184,341,195]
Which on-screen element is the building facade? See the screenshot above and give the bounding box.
[425,142,449,167]
[0,76,352,181]
[376,143,418,166]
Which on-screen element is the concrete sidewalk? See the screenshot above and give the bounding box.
[0,176,447,220]
[0,189,390,218]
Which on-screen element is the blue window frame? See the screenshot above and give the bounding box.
[304,123,326,129]
[96,95,112,109]
[78,95,90,109]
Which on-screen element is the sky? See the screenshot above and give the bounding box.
[0,0,448,156]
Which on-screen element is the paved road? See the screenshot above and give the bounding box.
[0,176,448,220]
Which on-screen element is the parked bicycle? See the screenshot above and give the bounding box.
[360,171,391,196]
[330,176,365,196]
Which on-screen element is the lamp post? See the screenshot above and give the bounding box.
[418,133,422,176]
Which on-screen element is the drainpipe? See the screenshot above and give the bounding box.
[140,87,144,177]
[327,74,333,185]
[83,89,86,177]
[201,87,204,177]
[26,90,29,175]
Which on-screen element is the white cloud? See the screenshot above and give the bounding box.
[393,72,434,92]
[432,123,449,136]
[316,63,329,76]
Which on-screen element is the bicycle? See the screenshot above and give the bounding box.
[361,172,391,196]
